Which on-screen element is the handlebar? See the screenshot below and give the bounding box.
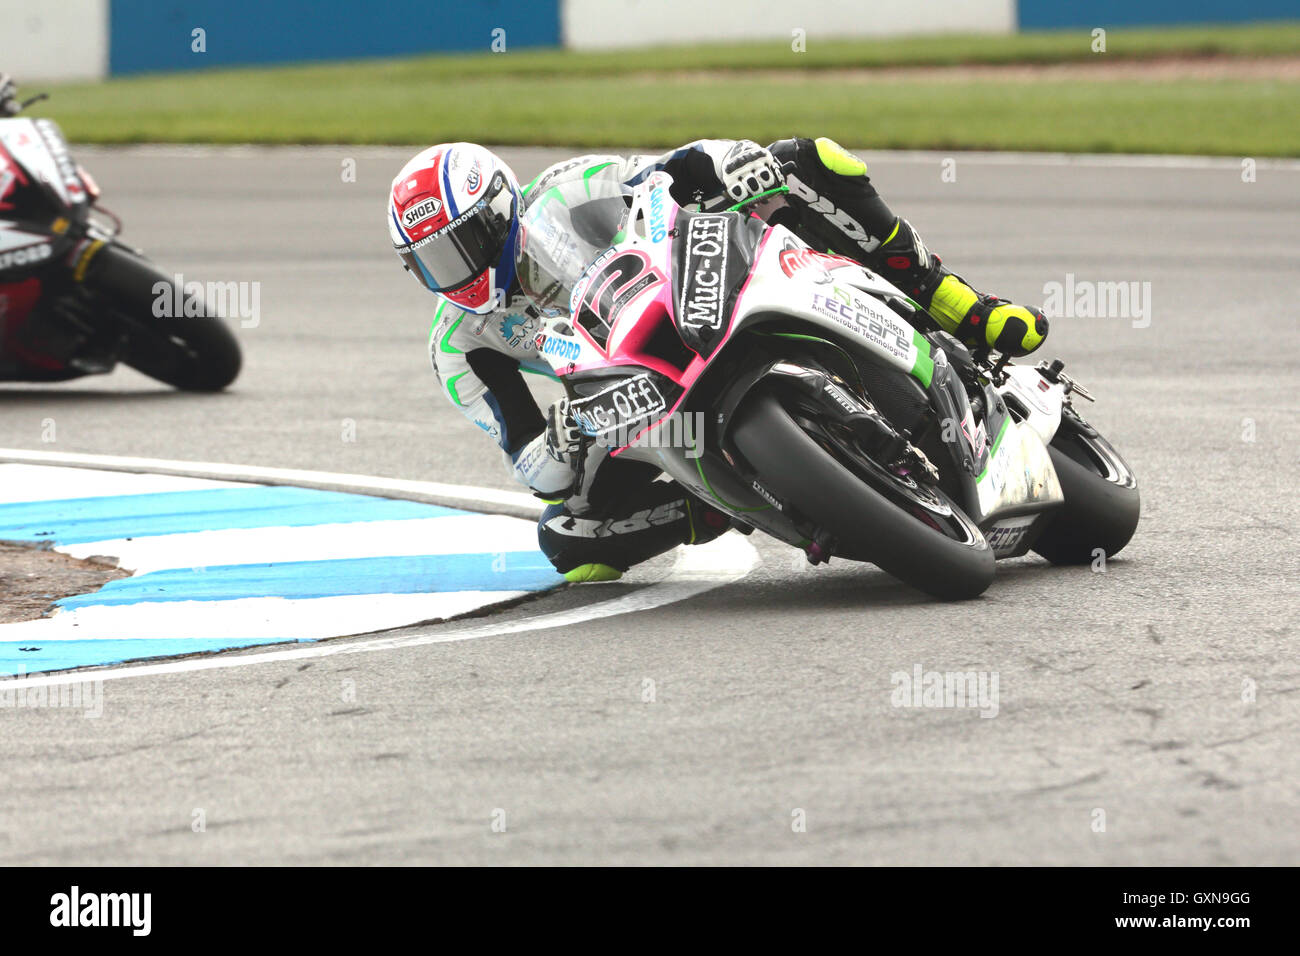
[0,74,48,116]
[725,184,789,213]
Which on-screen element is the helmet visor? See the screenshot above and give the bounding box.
[398,172,515,292]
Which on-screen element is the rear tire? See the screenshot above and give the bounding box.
[82,243,242,391]
[1032,418,1140,565]
[732,389,994,600]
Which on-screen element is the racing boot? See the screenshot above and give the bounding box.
[770,136,1048,357]
[873,217,1049,357]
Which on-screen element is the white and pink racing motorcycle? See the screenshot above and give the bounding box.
[516,174,1139,599]
[0,79,240,389]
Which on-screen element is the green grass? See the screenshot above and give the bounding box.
[32,23,1300,155]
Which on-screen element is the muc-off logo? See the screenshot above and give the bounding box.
[403,197,442,229]
[570,374,666,442]
[679,215,729,331]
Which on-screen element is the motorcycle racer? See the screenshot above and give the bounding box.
[387,138,1049,581]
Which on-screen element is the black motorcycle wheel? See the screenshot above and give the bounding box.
[732,389,994,600]
[1032,411,1140,565]
[81,243,242,391]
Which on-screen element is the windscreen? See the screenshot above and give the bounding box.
[515,178,631,313]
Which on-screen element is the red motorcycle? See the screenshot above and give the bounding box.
[0,76,240,390]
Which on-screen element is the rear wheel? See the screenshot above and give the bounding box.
[81,243,242,391]
[1032,410,1140,565]
[732,389,994,600]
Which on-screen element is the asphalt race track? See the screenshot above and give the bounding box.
[0,146,1296,865]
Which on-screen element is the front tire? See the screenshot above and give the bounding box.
[732,389,994,600]
[1032,413,1140,565]
[81,243,242,391]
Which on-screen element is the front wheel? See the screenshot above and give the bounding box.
[81,243,242,391]
[731,389,994,600]
[1032,410,1140,565]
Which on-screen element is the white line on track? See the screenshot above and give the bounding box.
[0,449,760,689]
[0,447,542,519]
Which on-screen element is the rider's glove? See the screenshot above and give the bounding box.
[546,397,586,462]
[510,399,589,498]
[0,75,20,117]
[718,140,784,205]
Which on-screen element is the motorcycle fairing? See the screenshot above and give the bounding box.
[728,225,936,387]
[0,222,55,264]
[0,118,89,215]
[922,346,1064,545]
[973,408,1064,521]
[568,371,671,447]
[999,364,1067,446]
[529,176,1068,556]
[558,174,679,373]
[0,119,90,286]
[553,207,940,463]
[669,208,762,358]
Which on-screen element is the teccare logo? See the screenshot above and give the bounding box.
[679,214,729,331]
[0,243,52,270]
[810,289,911,359]
[402,197,442,229]
[49,886,151,936]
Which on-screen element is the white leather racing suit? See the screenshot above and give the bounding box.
[427,141,743,498]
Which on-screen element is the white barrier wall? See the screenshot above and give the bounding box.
[563,0,1015,49]
[0,0,108,81]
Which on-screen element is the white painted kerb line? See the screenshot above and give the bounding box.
[0,534,758,691]
[0,449,760,689]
